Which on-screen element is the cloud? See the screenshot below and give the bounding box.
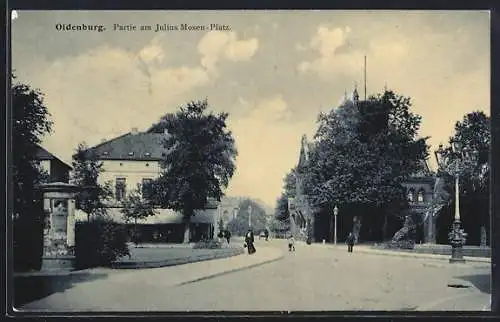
[29,40,213,164]
[248,95,291,122]
[26,31,260,166]
[198,31,259,72]
[297,24,490,170]
[138,37,166,65]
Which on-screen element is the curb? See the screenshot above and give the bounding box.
[415,291,488,311]
[175,252,285,286]
[111,248,244,269]
[354,248,491,264]
[312,244,490,264]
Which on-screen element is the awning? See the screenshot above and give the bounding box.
[75,208,216,224]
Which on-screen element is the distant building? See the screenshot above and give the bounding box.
[34,144,72,183]
[77,128,217,243]
[402,160,437,244]
[216,196,243,232]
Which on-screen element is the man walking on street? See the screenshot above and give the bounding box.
[346,232,355,253]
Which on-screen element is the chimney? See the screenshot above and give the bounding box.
[131,127,138,135]
[101,138,107,143]
[163,129,168,135]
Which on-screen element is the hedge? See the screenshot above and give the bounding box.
[74,218,130,269]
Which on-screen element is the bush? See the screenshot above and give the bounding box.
[383,240,415,250]
[74,218,130,269]
[192,240,222,249]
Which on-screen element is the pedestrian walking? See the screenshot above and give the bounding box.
[225,229,231,244]
[264,229,269,241]
[346,232,355,253]
[288,235,295,252]
[245,229,256,255]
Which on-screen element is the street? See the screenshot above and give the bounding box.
[20,239,490,312]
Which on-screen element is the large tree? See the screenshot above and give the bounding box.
[435,111,490,245]
[12,74,53,271]
[71,143,113,221]
[150,99,237,243]
[304,90,428,241]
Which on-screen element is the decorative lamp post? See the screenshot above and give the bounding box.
[248,204,253,229]
[333,205,339,245]
[436,139,468,263]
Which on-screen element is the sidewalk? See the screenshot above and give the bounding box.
[19,244,285,311]
[112,243,244,269]
[415,290,490,311]
[306,242,491,264]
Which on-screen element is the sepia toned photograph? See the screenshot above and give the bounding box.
[10,10,491,312]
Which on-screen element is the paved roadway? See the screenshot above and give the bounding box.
[20,239,490,312]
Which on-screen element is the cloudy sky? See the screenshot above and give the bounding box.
[11,10,489,207]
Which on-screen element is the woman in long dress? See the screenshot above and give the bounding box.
[245,229,256,254]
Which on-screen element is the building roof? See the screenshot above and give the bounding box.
[410,158,433,178]
[34,144,72,169]
[84,131,169,161]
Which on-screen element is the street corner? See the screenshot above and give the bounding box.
[415,291,490,311]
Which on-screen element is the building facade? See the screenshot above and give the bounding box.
[216,196,243,233]
[288,135,314,241]
[77,128,217,243]
[34,144,72,183]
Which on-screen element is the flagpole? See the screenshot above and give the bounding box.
[364,55,367,100]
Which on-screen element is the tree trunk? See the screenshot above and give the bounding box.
[480,225,487,247]
[183,218,191,244]
[382,213,388,241]
[134,218,138,246]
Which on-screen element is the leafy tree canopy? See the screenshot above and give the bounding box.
[303,90,428,214]
[151,99,237,216]
[12,74,53,219]
[121,188,157,224]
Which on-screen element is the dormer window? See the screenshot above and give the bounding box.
[417,189,425,203]
[128,152,134,156]
[103,151,109,156]
[145,152,151,157]
[407,189,414,202]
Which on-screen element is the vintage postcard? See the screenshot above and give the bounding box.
[10,10,491,313]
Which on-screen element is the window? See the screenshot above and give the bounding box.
[407,189,414,202]
[115,178,126,201]
[142,178,153,200]
[417,190,425,203]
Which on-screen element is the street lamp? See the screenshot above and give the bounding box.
[435,139,468,263]
[248,204,253,229]
[333,205,339,245]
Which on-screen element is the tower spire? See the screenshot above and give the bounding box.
[352,82,359,103]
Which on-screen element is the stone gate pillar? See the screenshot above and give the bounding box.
[39,182,79,270]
